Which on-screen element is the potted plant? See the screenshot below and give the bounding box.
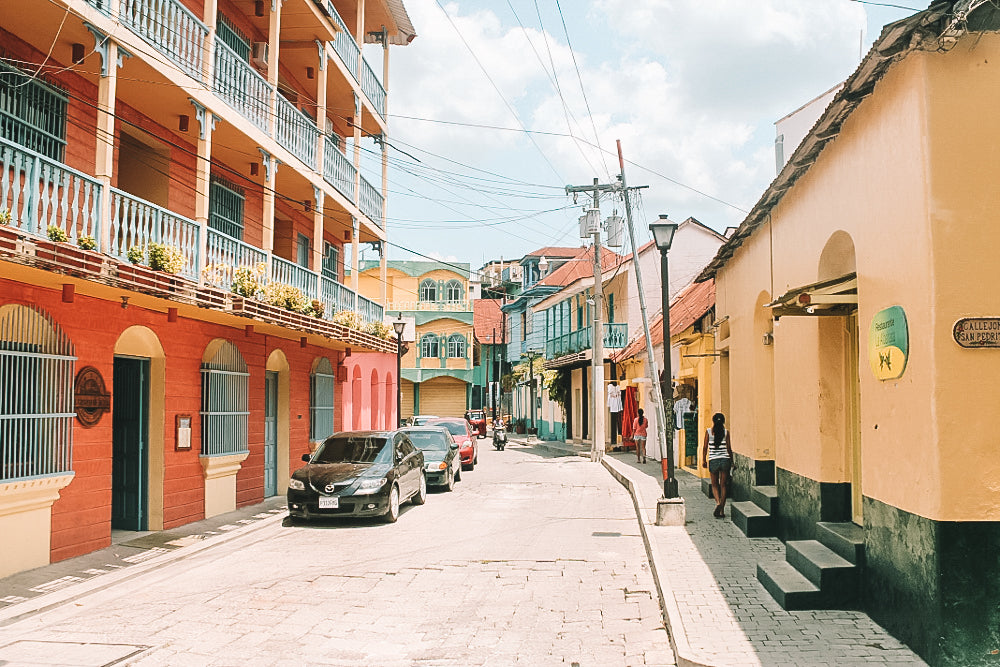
[0,208,11,225]
[147,242,185,274]
[231,263,265,298]
[127,245,145,264]
[77,235,97,251]
[46,225,68,243]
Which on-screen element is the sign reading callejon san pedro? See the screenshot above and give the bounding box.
[953,317,1000,348]
[869,306,908,381]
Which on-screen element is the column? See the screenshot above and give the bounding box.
[190,99,216,281]
[312,186,324,273]
[350,216,360,305]
[266,0,282,136]
[201,0,217,83]
[259,149,278,273]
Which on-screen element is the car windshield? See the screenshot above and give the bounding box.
[468,412,484,420]
[431,420,467,436]
[412,416,437,425]
[406,431,451,452]
[311,435,392,464]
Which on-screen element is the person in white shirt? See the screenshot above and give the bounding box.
[607,381,623,447]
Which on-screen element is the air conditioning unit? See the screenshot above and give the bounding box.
[251,42,269,68]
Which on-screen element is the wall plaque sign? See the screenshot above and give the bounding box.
[868,306,909,381]
[176,414,192,450]
[953,317,1000,348]
[74,366,111,427]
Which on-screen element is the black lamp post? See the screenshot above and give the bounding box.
[522,348,541,433]
[392,313,406,427]
[650,217,679,499]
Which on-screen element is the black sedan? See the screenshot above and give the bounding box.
[287,430,426,523]
[400,426,462,491]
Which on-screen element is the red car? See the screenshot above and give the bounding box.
[465,410,487,438]
[428,418,478,470]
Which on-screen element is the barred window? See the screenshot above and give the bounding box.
[0,61,68,161]
[216,15,250,60]
[0,304,75,482]
[208,176,245,240]
[420,333,439,358]
[420,280,437,302]
[201,340,249,456]
[310,357,335,441]
[322,243,340,282]
[445,280,463,303]
[447,334,466,358]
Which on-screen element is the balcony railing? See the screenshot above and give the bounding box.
[358,295,381,326]
[0,136,102,245]
[546,323,628,358]
[119,0,208,81]
[323,137,355,201]
[204,228,267,289]
[110,188,200,280]
[359,173,383,226]
[387,299,470,313]
[328,5,360,79]
[275,95,318,170]
[360,57,386,118]
[272,256,319,302]
[213,37,271,134]
[321,274,356,314]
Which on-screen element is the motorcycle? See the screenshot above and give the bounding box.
[492,423,507,451]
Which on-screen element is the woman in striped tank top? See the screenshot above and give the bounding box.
[702,412,733,519]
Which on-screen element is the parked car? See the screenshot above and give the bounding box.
[409,415,440,426]
[287,430,426,523]
[400,426,461,491]
[428,418,478,470]
[465,409,487,438]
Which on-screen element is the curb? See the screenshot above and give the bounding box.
[0,510,288,627]
[602,456,716,667]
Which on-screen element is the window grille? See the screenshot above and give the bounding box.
[322,243,340,282]
[200,341,249,456]
[447,334,466,358]
[297,233,310,268]
[420,333,439,359]
[0,304,76,482]
[0,61,68,162]
[420,280,437,302]
[445,280,463,303]
[209,176,245,240]
[310,357,335,441]
[216,15,250,60]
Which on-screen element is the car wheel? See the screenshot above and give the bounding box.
[384,485,400,523]
[445,467,455,491]
[455,466,462,482]
[474,451,478,465]
[412,473,427,505]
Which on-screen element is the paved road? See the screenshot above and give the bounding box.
[0,443,674,667]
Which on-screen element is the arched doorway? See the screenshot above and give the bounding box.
[265,349,290,497]
[370,370,380,429]
[113,326,166,531]
[200,339,250,518]
[352,366,363,430]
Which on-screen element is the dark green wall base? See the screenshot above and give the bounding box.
[864,496,1000,666]
[774,468,850,541]
[730,455,777,502]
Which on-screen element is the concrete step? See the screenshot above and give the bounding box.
[757,560,821,610]
[816,521,865,566]
[786,540,858,603]
[701,477,713,499]
[730,501,776,537]
[750,485,778,515]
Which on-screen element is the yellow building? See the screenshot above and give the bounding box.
[696,5,1000,664]
[358,260,474,418]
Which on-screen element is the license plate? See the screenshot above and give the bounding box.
[318,496,339,509]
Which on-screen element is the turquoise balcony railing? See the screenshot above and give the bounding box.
[204,228,267,288]
[360,57,386,118]
[321,274,356,313]
[546,323,627,358]
[109,188,200,280]
[272,256,319,301]
[328,5,360,78]
[357,295,382,325]
[0,136,102,245]
[358,173,382,226]
[323,136,355,201]
[119,0,208,81]
[275,95,318,170]
[213,37,271,133]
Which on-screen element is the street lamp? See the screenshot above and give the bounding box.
[649,216,679,499]
[522,348,541,434]
[392,313,406,427]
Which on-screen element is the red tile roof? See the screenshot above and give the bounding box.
[613,279,715,361]
[523,246,584,259]
[474,299,504,343]
[537,247,623,287]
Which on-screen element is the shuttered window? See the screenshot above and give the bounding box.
[310,357,335,441]
[216,15,250,61]
[200,341,249,456]
[0,61,68,161]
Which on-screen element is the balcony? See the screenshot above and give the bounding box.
[0,136,384,330]
[387,299,470,313]
[118,0,208,81]
[545,323,628,359]
[275,95,319,170]
[359,174,383,227]
[323,136,355,202]
[360,58,386,118]
[213,37,272,134]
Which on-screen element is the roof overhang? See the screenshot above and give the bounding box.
[767,273,858,318]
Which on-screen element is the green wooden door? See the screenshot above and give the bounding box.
[112,356,149,531]
[264,371,278,497]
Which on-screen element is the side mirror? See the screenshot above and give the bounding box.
[450,443,459,450]
[301,453,311,462]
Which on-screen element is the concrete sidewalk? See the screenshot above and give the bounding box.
[514,437,924,666]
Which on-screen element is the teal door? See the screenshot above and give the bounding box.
[112,356,149,531]
[264,371,278,497]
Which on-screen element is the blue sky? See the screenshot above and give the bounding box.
[363,0,920,270]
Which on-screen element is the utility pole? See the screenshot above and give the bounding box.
[566,178,618,462]
[490,326,497,421]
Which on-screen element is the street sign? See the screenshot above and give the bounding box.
[953,317,1000,348]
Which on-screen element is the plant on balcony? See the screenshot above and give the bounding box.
[0,209,10,225]
[77,235,97,251]
[147,243,185,274]
[47,226,68,243]
[201,263,232,287]
[127,245,145,264]
[303,299,325,318]
[263,282,309,313]
[332,309,364,330]
[365,320,393,339]
[231,263,266,298]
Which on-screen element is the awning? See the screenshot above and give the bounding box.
[767,272,857,317]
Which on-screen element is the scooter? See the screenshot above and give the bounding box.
[492,424,507,451]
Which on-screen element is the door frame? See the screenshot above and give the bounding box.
[112,354,150,531]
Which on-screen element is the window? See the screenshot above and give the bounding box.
[420,280,437,302]
[525,307,533,335]
[520,313,526,341]
[209,177,245,240]
[445,280,463,303]
[608,293,615,323]
[447,334,466,358]
[201,340,249,456]
[0,61,68,161]
[297,233,311,268]
[420,333,439,358]
[216,15,250,60]
[310,357,335,441]
[322,243,340,282]
[0,304,75,482]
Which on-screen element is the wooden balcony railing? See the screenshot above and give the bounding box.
[119,0,208,81]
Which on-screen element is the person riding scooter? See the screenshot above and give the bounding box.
[492,417,507,450]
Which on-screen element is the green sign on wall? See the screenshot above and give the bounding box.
[868,306,909,381]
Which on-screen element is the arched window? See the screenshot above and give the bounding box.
[420,280,437,302]
[420,333,439,358]
[447,334,466,358]
[445,280,463,303]
[201,340,249,456]
[310,357,335,441]
[0,304,75,481]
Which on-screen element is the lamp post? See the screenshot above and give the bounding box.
[649,217,679,499]
[392,313,406,427]
[522,348,541,434]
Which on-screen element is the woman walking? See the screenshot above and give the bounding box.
[702,413,733,518]
[632,408,648,464]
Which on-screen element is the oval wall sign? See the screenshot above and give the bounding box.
[75,366,111,427]
[953,317,1000,348]
[868,306,909,381]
